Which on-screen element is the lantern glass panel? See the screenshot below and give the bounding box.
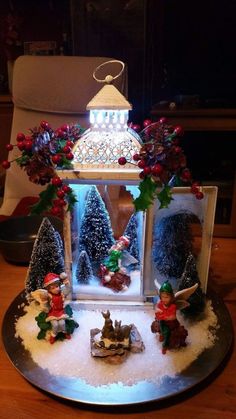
[66,181,145,301]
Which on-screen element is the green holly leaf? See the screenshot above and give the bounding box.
[157,185,173,209]
[37,329,46,340]
[57,155,74,169]
[35,311,48,322]
[30,184,57,215]
[65,318,79,334]
[133,176,158,211]
[67,190,78,212]
[16,154,30,166]
[65,304,73,317]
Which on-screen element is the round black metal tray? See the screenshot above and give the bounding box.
[2,290,233,406]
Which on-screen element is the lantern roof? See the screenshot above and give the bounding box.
[86,84,132,111]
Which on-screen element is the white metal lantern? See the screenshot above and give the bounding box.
[72,60,141,170]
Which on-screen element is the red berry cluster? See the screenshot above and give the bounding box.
[1,120,83,215]
[119,117,203,200]
[50,179,72,215]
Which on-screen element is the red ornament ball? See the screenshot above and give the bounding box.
[52,154,62,164]
[131,124,141,132]
[181,169,191,181]
[60,124,69,132]
[66,140,74,148]
[53,198,66,207]
[143,166,151,176]
[56,189,65,198]
[66,152,74,160]
[24,140,33,150]
[2,160,11,169]
[5,144,13,151]
[133,153,141,161]
[51,176,62,187]
[40,120,50,130]
[118,157,127,165]
[191,182,200,194]
[51,206,62,216]
[151,163,163,176]
[174,125,184,136]
[195,191,204,200]
[138,159,146,169]
[16,133,25,142]
[63,145,71,154]
[17,141,25,151]
[159,117,167,124]
[139,171,145,179]
[143,119,152,128]
[56,129,65,138]
[62,185,71,194]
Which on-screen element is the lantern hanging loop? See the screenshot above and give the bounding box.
[93,60,125,84]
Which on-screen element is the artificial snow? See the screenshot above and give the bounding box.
[15,301,218,387]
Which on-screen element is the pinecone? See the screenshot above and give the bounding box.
[25,156,55,185]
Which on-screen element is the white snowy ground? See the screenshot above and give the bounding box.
[15,301,218,387]
[73,270,142,301]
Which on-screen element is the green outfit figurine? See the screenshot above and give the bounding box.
[100,236,131,292]
[104,249,122,272]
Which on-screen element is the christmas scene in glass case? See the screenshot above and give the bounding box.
[67,182,145,300]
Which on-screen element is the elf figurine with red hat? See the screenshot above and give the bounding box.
[100,235,133,292]
[32,272,78,344]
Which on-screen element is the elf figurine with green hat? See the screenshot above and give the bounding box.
[151,280,198,354]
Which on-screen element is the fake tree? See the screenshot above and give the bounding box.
[178,253,206,317]
[152,211,199,279]
[124,213,140,265]
[25,217,65,293]
[76,250,93,284]
[78,186,114,266]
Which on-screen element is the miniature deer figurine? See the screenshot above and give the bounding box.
[101,310,115,340]
[114,320,132,342]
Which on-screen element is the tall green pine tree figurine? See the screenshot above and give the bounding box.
[124,213,140,265]
[25,218,65,294]
[152,212,197,278]
[178,253,206,317]
[76,250,93,284]
[78,186,114,265]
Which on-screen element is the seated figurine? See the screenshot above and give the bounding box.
[151,280,198,354]
[100,235,132,292]
[31,272,78,344]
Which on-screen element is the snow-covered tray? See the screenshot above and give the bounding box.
[2,290,233,406]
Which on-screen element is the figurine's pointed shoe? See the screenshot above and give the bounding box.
[65,333,71,340]
[49,336,56,344]
[162,347,167,354]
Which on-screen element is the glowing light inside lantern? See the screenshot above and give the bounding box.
[89,110,128,131]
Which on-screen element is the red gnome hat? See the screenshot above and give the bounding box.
[43,272,60,288]
[118,235,130,247]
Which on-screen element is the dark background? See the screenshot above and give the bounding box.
[1,0,236,120]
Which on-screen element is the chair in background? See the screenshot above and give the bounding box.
[0,55,128,217]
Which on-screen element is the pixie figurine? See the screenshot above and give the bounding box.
[151,280,198,354]
[100,235,133,292]
[31,272,78,343]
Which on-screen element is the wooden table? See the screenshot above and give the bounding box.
[0,238,236,418]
